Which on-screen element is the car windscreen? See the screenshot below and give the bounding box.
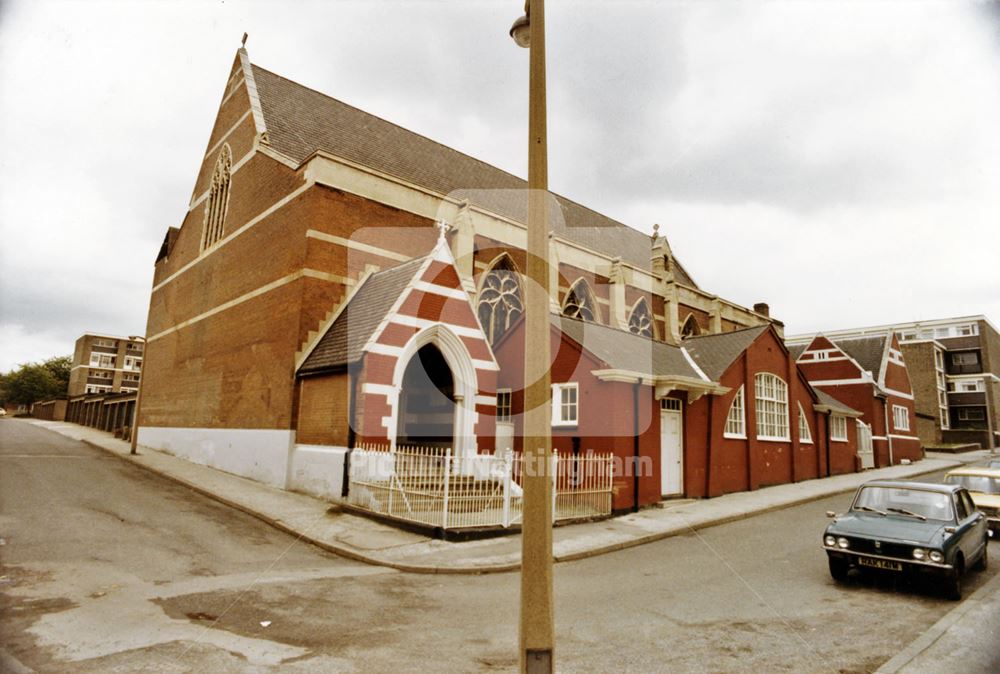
[944,474,1000,495]
[852,486,954,521]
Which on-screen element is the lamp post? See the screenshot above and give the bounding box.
[128,335,146,455]
[510,2,554,672]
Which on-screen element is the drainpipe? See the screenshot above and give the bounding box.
[704,391,714,498]
[342,365,358,499]
[825,413,832,477]
[632,380,641,513]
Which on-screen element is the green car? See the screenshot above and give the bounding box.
[823,480,989,600]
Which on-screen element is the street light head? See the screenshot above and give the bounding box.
[509,13,530,48]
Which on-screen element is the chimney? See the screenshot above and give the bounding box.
[753,302,770,317]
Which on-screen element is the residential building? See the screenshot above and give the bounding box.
[67,333,145,396]
[791,316,998,449]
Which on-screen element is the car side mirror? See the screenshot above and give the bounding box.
[945,526,957,534]
[826,511,836,518]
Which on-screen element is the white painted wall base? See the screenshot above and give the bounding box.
[286,444,347,501]
[137,426,293,488]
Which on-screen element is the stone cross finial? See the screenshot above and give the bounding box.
[242,32,249,46]
[435,220,451,242]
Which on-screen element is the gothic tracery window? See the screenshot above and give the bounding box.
[681,313,701,338]
[562,279,597,322]
[202,144,232,251]
[477,256,523,344]
[628,298,653,337]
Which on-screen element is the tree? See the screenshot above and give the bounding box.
[0,355,72,405]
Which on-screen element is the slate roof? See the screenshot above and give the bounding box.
[298,256,427,374]
[682,325,770,381]
[787,343,808,361]
[553,315,704,380]
[813,389,862,416]
[250,64,698,287]
[831,335,887,380]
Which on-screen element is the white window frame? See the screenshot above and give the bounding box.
[723,385,746,438]
[892,404,910,431]
[754,373,790,441]
[551,383,579,427]
[958,380,984,392]
[124,356,143,371]
[830,415,848,442]
[496,389,512,423]
[798,402,813,444]
[89,352,117,368]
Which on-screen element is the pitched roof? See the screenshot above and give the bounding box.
[298,256,427,374]
[813,389,862,417]
[831,335,887,380]
[787,342,808,361]
[682,325,770,381]
[553,315,704,380]
[250,64,698,287]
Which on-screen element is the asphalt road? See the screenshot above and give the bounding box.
[2,419,996,673]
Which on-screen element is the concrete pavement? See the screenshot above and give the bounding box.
[21,418,994,574]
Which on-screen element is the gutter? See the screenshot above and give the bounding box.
[633,380,641,513]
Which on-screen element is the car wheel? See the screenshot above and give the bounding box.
[974,541,988,572]
[945,565,963,601]
[829,556,849,582]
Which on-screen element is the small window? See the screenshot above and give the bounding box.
[935,327,951,338]
[892,404,910,431]
[831,415,848,442]
[798,403,813,444]
[552,383,579,426]
[955,493,969,521]
[724,386,746,438]
[934,350,944,369]
[960,491,977,520]
[957,324,976,336]
[496,389,512,423]
[661,398,682,412]
[814,351,829,360]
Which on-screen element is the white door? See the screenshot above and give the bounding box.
[660,399,684,496]
[857,420,874,469]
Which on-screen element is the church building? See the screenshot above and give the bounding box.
[138,47,854,510]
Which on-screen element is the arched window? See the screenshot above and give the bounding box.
[681,313,701,338]
[477,255,523,345]
[724,385,746,437]
[202,144,232,251]
[628,298,654,338]
[798,402,813,444]
[562,279,598,323]
[755,373,789,440]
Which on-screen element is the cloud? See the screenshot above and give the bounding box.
[0,0,997,374]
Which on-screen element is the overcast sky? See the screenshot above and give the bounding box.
[1,0,998,372]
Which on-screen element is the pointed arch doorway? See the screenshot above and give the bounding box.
[396,343,456,449]
[388,325,480,456]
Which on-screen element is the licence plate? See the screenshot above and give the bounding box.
[858,557,902,571]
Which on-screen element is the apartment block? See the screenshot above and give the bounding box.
[67,333,145,396]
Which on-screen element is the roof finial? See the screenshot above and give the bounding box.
[435,219,451,243]
[242,32,249,47]
[651,223,660,242]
